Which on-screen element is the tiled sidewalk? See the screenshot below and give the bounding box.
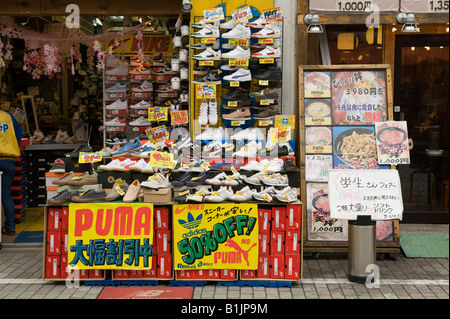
[0,247,447,300]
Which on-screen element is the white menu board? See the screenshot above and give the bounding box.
[328,169,403,220]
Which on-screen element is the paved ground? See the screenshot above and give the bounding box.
[0,224,448,302]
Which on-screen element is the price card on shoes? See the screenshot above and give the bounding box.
[79,152,102,163]
[231,5,253,23]
[148,107,169,121]
[196,84,216,99]
[149,150,175,169]
[145,125,170,143]
[203,6,225,23]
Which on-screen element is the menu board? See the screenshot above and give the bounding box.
[305,155,333,182]
[375,121,410,165]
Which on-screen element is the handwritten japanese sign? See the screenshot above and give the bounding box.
[262,7,282,23]
[148,107,168,122]
[68,203,154,270]
[78,152,102,164]
[231,6,253,23]
[173,204,258,270]
[203,6,225,23]
[305,155,333,182]
[328,169,403,220]
[375,121,410,165]
[170,110,189,126]
[145,125,169,143]
[196,84,216,99]
[149,150,175,169]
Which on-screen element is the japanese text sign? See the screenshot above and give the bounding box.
[262,7,282,23]
[148,107,168,122]
[328,169,403,220]
[196,84,216,99]
[145,125,169,143]
[78,152,102,164]
[149,150,175,169]
[375,121,410,165]
[231,6,253,23]
[203,7,225,22]
[68,203,154,270]
[173,204,258,270]
[171,110,189,126]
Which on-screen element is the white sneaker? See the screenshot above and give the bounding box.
[106,55,129,67]
[233,141,261,158]
[205,172,228,186]
[222,46,250,59]
[171,77,181,90]
[221,172,245,186]
[228,186,256,202]
[198,99,209,126]
[180,67,189,80]
[223,68,252,82]
[180,91,189,103]
[180,25,190,37]
[261,173,289,187]
[171,58,180,72]
[141,162,155,174]
[129,116,151,127]
[191,19,220,29]
[265,158,285,174]
[105,83,127,93]
[251,46,281,59]
[252,186,278,202]
[222,23,251,39]
[172,35,182,49]
[205,186,233,203]
[105,117,126,127]
[141,173,171,189]
[208,98,218,126]
[234,127,264,141]
[132,80,153,92]
[274,187,298,203]
[247,16,266,29]
[243,172,266,186]
[191,24,220,38]
[191,42,220,50]
[129,158,148,172]
[192,47,221,61]
[130,100,152,110]
[105,65,128,75]
[240,160,261,172]
[99,158,133,171]
[251,24,281,38]
[179,49,188,63]
[106,99,128,110]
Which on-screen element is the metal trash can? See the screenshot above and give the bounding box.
[348,215,376,284]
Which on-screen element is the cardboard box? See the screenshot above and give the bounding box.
[47,231,62,255]
[97,171,132,189]
[143,256,158,278]
[154,206,170,230]
[285,230,301,254]
[257,256,270,278]
[271,207,286,231]
[129,270,144,278]
[205,269,220,279]
[270,255,285,279]
[258,233,270,255]
[270,231,285,255]
[46,256,60,279]
[47,208,62,231]
[284,254,301,280]
[61,206,69,231]
[114,269,129,278]
[286,205,301,230]
[89,269,104,279]
[60,255,68,278]
[258,209,271,233]
[240,269,256,279]
[61,232,69,255]
[143,187,173,204]
[157,254,172,278]
[176,270,194,280]
[156,230,171,254]
[190,269,206,279]
[220,269,236,280]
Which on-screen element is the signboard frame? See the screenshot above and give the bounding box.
[298,64,400,254]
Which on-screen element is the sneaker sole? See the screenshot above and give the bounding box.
[192,79,222,85]
[72,196,106,203]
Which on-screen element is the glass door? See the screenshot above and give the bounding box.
[394,35,449,223]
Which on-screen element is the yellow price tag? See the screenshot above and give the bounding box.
[149,151,175,169]
[201,38,217,43]
[258,38,274,44]
[259,58,274,64]
[229,81,240,87]
[228,101,238,107]
[79,152,103,164]
[231,120,242,126]
[229,59,249,67]
[199,61,214,66]
[228,39,249,46]
[259,80,269,86]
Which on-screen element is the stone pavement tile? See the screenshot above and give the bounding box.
[389,285,411,299]
[301,283,316,292]
[278,287,292,299]
[201,285,215,299]
[367,288,385,299]
[401,257,433,279]
[253,288,266,299]
[83,286,103,299]
[414,284,437,299]
[340,283,357,299]
[291,287,305,299]
[227,287,240,299]
[304,290,319,299]
[193,286,202,299]
[428,285,449,299]
[427,259,449,278]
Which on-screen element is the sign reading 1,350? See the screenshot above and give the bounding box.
[428,0,449,12]
[337,1,372,11]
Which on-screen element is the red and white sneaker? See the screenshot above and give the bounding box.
[132,80,153,93]
[251,46,281,59]
[105,117,127,127]
[251,24,281,38]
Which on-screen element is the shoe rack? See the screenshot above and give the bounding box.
[189,15,284,145]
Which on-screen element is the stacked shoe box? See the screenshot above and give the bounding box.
[12,138,29,221]
[113,205,173,280]
[43,205,104,280]
[240,204,302,281]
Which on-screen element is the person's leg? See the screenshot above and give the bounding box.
[0,159,17,233]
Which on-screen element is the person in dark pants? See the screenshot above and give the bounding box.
[0,109,22,236]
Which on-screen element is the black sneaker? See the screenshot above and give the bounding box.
[71,189,107,203]
[171,172,194,186]
[254,67,282,81]
[284,157,299,172]
[67,144,93,158]
[47,189,79,205]
[186,171,215,186]
[222,88,249,101]
[192,69,222,85]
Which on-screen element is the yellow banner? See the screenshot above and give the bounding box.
[68,203,154,270]
[173,203,258,270]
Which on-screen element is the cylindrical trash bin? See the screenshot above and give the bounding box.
[348,215,376,284]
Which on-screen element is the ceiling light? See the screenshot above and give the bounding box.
[396,13,419,33]
[181,0,193,12]
[304,14,323,34]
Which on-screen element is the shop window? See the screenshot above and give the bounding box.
[326,25,383,64]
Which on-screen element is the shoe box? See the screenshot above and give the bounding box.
[143,186,173,204]
[154,206,170,230]
[157,254,172,279]
[63,158,92,173]
[97,170,132,188]
[258,208,271,233]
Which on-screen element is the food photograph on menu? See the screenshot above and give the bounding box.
[305,126,333,154]
[303,71,331,98]
[304,98,332,125]
[330,70,388,125]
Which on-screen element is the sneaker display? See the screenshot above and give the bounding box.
[205,186,233,203]
[233,141,261,158]
[208,98,218,126]
[47,189,79,205]
[67,172,99,186]
[228,186,257,202]
[98,158,133,171]
[106,99,128,110]
[105,65,128,76]
[192,19,220,29]
[222,46,250,59]
[251,24,281,38]
[191,24,220,38]
[261,158,285,174]
[185,187,212,203]
[105,178,129,201]
[274,187,298,203]
[252,186,278,202]
[220,18,241,30]
[223,68,252,82]
[129,65,152,75]
[123,179,141,203]
[239,160,261,172]
[67,144,93,158]
[222,23,251,39]
[221,88,249,101]
[105,82,127,92]
[141,162,156,174]
[261,173,289,187]
[230,127,265,141]
[243,172,267,186]
[129,116,151,127]
[222,108,251,121]
[192,69,222,85]
[192,47,221,61]
[205,172,228,185]
[251,46,282,59]
[249,87,279,99]
[49,158,66,173]
[284,157,299,172]
[71,189,107,203]
[111,140,142,158]
[132,80,153,92]
[191,42,220,51]
[130,100,152,110]
[254,67,282,81]
[105,117,127,127]
[141,173,171,189]
[129,158,148,172]
[186,171,216,186]
[252,108,280,120]
[221,172,245,186]
[180,67,189,80]
[247,16,266,29]
[198,99,209,126]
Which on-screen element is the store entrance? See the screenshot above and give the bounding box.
[394,34,449,224]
